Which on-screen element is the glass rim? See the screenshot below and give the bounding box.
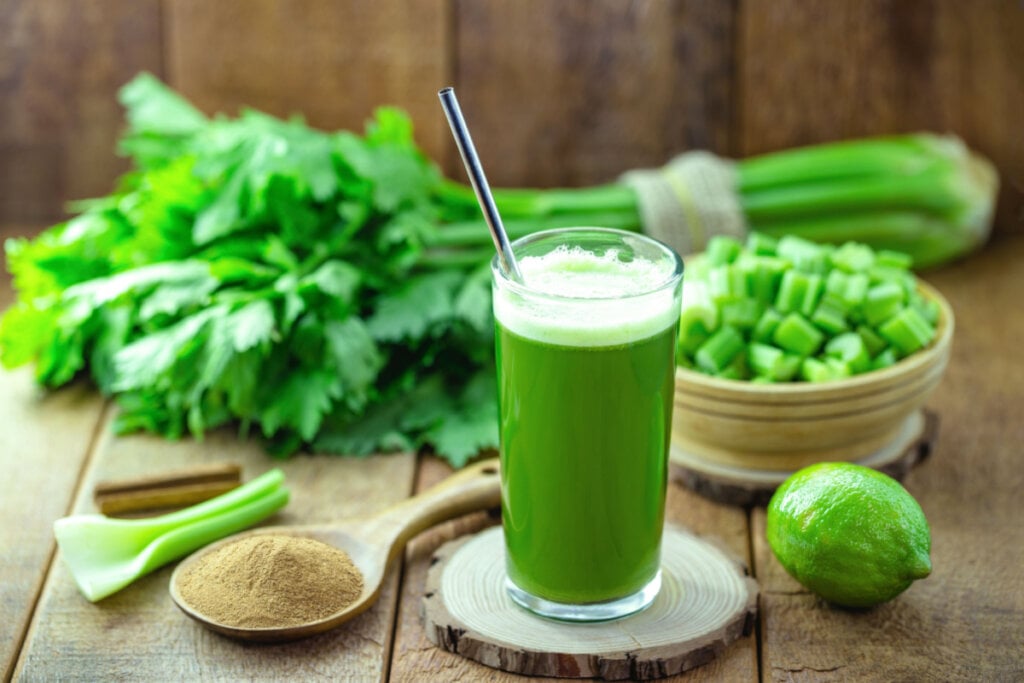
[490,227,684,302]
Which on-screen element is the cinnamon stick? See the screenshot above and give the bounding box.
[94,463,242,516]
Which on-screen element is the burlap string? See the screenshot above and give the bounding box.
[621,151,747,256]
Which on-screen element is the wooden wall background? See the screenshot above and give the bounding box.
[1,0,1021,236]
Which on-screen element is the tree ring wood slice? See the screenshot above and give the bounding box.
[670,409,938,507]
[422,525,758,680]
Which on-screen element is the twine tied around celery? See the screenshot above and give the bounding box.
[621,151,747,256]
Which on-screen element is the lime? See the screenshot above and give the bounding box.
[766,462,932,608]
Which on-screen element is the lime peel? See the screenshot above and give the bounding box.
[766,462,931,608]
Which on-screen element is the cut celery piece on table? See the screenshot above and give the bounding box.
[54,469,288,601]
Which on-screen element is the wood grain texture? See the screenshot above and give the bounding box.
[738,0,1024,235]
[452,0,737,186]
[1,1,1021,236]
[753,234,1024,682]
[0,0,163,224]
[164,0,451,171]
[389,456,509,682]
[12,418,417,681]
[389,457,757,682]
[0,370,106,681]
[672,410,937,507]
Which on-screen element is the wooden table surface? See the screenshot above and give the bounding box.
[2,233,1022,682]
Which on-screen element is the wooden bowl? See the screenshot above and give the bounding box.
[671,280,954,472]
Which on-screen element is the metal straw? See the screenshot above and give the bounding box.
[438,87,524,282]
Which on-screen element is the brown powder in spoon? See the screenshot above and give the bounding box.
[176,535,364,628]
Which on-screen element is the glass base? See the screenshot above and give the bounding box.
[505,570,662,622]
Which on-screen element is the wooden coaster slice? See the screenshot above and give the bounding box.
[422,525,758,680]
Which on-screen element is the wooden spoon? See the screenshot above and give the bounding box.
[169,458,500,641]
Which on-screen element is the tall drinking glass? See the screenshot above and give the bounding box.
[491,227,684,621]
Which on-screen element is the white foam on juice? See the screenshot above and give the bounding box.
[494,245,680,347]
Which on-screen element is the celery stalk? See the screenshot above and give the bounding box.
[737,136,956,192]
[54,470,289,601]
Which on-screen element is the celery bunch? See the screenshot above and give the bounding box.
[736,135,997,268]
[433,133,998,269]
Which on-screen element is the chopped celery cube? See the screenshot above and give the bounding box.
[773,313,825,356]
[872,347,899,370]
[748,265,777,304]
[777,353,803,381]
[695,325,745,374]
[686,257,713,282]
[749,343,802,381]
[777,235,820,256]
[819,291,850,314]
[830,242,876,273]
[824,332,871,374]
[708,264,749,303]
[776,271,823,315]
[910,294,940,326]
[801,357,851,382]
[863,282,905,326]
[800,274,824,316]
[678,324,711,356]
[746,232,779,256]
[680,303,718,331]
[826,358,853,378]
[679,304,719,354]
[825,269,850,299]
[722,298,763,331]
[878,307,935,355]
[748,342,783,378]
[812,300,849,335]
[740,255,787,304]
[843,273,869,307]
[869,264,916,289]
[826,270,869,309]
[714,349,749,380]
[800,358,831,382]
[778,235,828,274]
[707,236,743,265]
[775,270,805,313]
[752,308,783,344]
[716,365,742,380]
[856,324,888,357]
[876,249,913,270]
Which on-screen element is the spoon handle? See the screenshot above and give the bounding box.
[360,458,501,563]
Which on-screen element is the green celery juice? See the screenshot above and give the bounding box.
[493,236,682,608]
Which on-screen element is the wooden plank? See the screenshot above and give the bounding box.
[931,1,1024,236]
[452,0,738,187]
[0,0,163,224]
[738,0,1024,234]
[0,369,107,681]
[389,456,757,681]
[752,235,1024,681]
[13,416,417,680]
[163,0,451,173]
